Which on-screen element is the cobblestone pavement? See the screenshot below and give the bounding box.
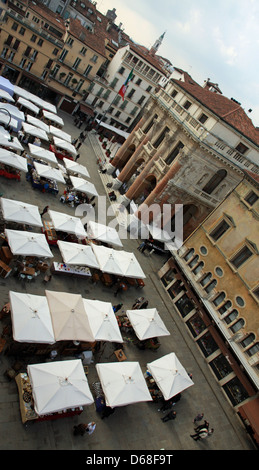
[0,111,255,452]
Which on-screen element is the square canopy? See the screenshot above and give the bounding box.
[63,158,90,178]
[92,244,146,279]
[28,143,57,164]
[0,148,28,172]
[87,220,123,248]
[22,122,49,141]
[57,240,99,268]
[48,210,86,239]
[147,353,194,401]
[49,125,72,143]
[9,291,55,344]
[96,362,152,407]
[126,308,170,340]
[53,137,77,157]
[83,298,123,343]
[0,88,14,102]
[27,359,94,416]
[45,290,95,342]
[0,135,24,152]
[26,115,50,133]
[17,97,40,115]
[34,161,65,183]
[1,198,42,227]
[43,110,64,126]
[5,229,53,258]
[70,175,98,197]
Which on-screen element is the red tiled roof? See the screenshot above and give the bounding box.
[28,0,66,32]
[243,170,259,185]
[173,73,259,147]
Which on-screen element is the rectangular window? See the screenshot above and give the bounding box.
[199,113,208,124]
[80,46,87,55]
[67,38,74,46]
[72,58,81,70]
[245,190,258,206]
[12,22,18,31]
[83,65,92,77]
[235,142,249,154]
[5,35,13,46]
[110,78,118,89]
[30,34,37,43]
[230,246,253,268]
[127,89,135,99]
[165,141,184,165]
[13,40,20,51]
[19,27,26,36]
[209,219,230,241]
[138,95,145,105]
[146,85,152,92]
[91,54,98,63]
[183,100,192,110]
[38,39,44,46]
[118,67,125,75]
[171,89,178,98]
[59,49,68,62]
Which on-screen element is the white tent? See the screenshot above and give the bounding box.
[83,298,123,343]
[13,86,57,113]
[43,110,64,127]
[57,240,99,268]
[87,220,123,248]
[147,353,194,401]
[49,125,72,143]
[48,210,86,239]
[92,244,146,278]
[126,308,170,340]
[17,97,40,115]
[26,115,50,133]
[0,135,24,152]
[0,77,14,96]
[45,290,95,342]
[0,88,15,102]
[22,122,49,141]
[0,103,24,126]
[33,161,66,184]
[0,112,18,130]
[96,362,152,407]
[70,176,98,197]
[27,359,94,416]
[28,143,57,164]
[9,291,55,344]
[53,137,77,156]
[63,158,90,178]
[0,125,10,139]
[0,148,27,172]
[1,198,42,227]
[5,229,53,258]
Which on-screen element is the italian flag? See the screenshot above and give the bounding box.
[118,68,134,101]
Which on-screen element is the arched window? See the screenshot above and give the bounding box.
[204,279,217,293]
[193,261,204,275]
[240,333,255,349]
[230,318,245,333]
[224,309,238,324]
[183,248,194,262]
[218,300,232,315]
[202,169,227,195]
[188,255,199,268]
[213,292,226,306]
[200,272,212,286]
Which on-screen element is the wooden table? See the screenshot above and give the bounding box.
[20,266,35,276]
[114,349,127,361]
[42,221,58,245]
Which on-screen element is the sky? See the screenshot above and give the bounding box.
[97,0,259,127]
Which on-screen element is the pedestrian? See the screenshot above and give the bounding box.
[193,412,204,424]
[158,399,173,413]
[114,282,126,297]
[40,205,49,217]
[137,241,145,251]
[190,427,208,441]
[101,406,116,419]
[76,141,82,150]
[73,421,96,436]
[161,410,177,422]
[194,420,209,432]
[140,300,149,309]
[132,297,144,309]
[140,241,148,253]
[75,153,80,161]
[113,303,123,313]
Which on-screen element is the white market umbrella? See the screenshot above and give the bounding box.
[83,299,123,343]
[0,148,27,172]
[87,220,123,248]
[48,210,86,239]
[0,88,14,102]
[43,110,64,127]
[63,158,90,178]
[33,161,65,184]
[9,291,55,344]
[147,353,194,401]
[57,240,99,268]
[70,175,98,197]
[0,135,24,152]
[1,198,42,227]
[22,122,49,141]
[53,137,76,156]
[13,86,56,113]
[27,359,94,416]
[0,125,10,139]
[92,245,145,278]
[5,229,53,258]
[96,362,152,407]
[26,115,50,133]
[0,112,18,129]
[45,290,95,342]
[28,143,57,164]
[49,125,71,143]
[126,308,170,341]
[17,97,40,115]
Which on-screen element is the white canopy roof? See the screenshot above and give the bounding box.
[1,198,42,227]
[34,161,65,183]
[57,240,99,268]
[26,115,50,133]
[0,148,27,172]
[13,86,57,113]
[9,291,55,344]
[0,112,18,130]
[126,308,170,340]
[28,143,57,164]
[48,210,86,239]
[49,125,71,143]
[0,88,15,102]
[45,290,95,342]
[96,119,129,139]
[70,176,98,197]
[22,122,49,141]
[53,137,77,156]
[87,220,123,248]
[147,353,194,401]
[96,362,152,407]
[27,359,94,416]
[83,298,123,343]
[17,97,40,115]
[0,135,24,152]
[0,125,10,139]
[0,102,24,121]
[0,77,14,96]
[92,244,146,278]
[5,229,53,258]
[63,158,90,178]
[43,110,64,126]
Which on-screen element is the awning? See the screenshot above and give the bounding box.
[80,103,94,117]
[96,119,129,139]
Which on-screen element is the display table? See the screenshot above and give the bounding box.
[15,373,83,424]
[31,170,58,194]
[51,262,91,278]
[42,221,58,245]
[0,260,12,278]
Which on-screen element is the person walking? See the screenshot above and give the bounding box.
[73,421,96,436]
[140,300,149,309]
[190,427,214,441]
[137,241,145,251]
[40,205,49,217]
[194,420,210,432]
[161,410,177,422]
[132,297,144,309]
[75,153,80,161]
[113,303,123,313]
[193,412,204,425]
[158,399,173,413]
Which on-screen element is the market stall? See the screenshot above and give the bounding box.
[50,262,92,279]
[0,148,28,180]
[49,137,76,161]
[0,88,15,103]
[17,97,40,116]
[87,220,123,248]
[69,175,99,198]
[0,198,42,227]
[82,298,123,343]
[126,308,170,341]
[147,353,194,401]
[96,362,152,407]
[57,240,99,268]
[0,135,24,153]
[33,161,66,184]
[42,110,64,127]
[28,143,58,165]
[26,115,50,133]
[22,122,49,142]
[0,102,24,131]
[63,157,90,179]
[48,209,87,240]
[92,244,146,279]
[49,125,72,143]
[5,229,53,259]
